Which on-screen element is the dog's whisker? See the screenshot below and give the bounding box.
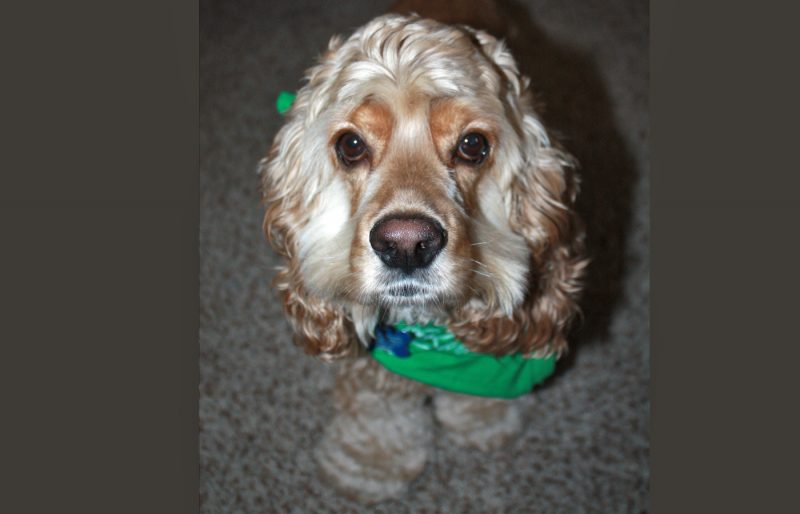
[469,258,489,268]
[470,268,493,279]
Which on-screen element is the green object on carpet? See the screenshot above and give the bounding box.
[371,321,557,399]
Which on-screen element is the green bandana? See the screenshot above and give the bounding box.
[370,322,556,399]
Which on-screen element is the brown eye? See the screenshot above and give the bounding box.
[456,132,490,164]
[336,132,368,165]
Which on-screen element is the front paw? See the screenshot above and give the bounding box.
[314,410,431,504]
[434,393,522,452]
[315,442,421,504]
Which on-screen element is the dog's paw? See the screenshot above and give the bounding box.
[315,441,423,504]
[315,422,427,504]
[434,393,522,452]
[314,404,431,504]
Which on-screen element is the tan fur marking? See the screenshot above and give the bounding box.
[338,101,395,214]
[349,101,394,165]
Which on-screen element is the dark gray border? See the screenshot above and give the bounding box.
[3,0,800,511]
[652,1,800,512]
[1,1,198,512]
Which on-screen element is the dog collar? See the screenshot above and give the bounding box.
[370,322,556,399]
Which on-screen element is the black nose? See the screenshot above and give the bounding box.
[369,216,447,272]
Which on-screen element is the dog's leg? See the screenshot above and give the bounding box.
[315,358,431,504]
[433,391,522,452]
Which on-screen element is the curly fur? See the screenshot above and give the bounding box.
[260,13,587,502]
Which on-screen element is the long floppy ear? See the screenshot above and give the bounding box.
[504,125,587,356]
[259,37,360,361]
[452,31,588,357]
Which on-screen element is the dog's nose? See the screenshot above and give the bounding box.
[369,216,447,272]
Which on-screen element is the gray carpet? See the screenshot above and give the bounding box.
[200,0,649,511]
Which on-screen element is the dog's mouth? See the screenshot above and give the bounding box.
[387,283,421,297]
[376,274,441,305]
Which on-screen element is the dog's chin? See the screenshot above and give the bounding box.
[351,258,469,310]
[362,269,457,308]
[377,280,440,306]
[376,281,471,312]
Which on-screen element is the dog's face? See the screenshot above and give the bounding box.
[262,15,585,358]
[302,91,532,313]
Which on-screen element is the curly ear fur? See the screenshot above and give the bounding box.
[262,182,359,361]
[260,46,360,360]
[451,30,588,357]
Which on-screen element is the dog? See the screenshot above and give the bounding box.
[260,5,587,503]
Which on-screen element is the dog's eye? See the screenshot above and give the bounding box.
[336,132,368,165]
[456,133,490,164]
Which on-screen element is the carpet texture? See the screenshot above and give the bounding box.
[200,0,649,511]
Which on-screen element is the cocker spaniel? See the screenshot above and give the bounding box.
[260,10,586,503]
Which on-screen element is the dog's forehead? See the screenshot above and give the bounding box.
[333,68,490,117]
[329,24,500,105]
[350,100,394,139]
[345,93,500,142]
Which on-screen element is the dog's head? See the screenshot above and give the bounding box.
[262,15,586,360]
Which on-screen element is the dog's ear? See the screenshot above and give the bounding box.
[505,129,587,356]
[453,31,587,356]
[260,45,359,361]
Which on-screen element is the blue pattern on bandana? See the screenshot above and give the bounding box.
[373,325,412,357]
